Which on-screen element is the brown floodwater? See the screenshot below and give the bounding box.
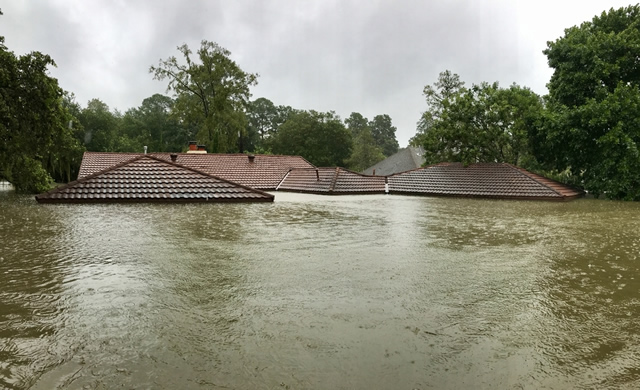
[1,184,640,389]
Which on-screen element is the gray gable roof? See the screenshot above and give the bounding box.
[362,146,425,176]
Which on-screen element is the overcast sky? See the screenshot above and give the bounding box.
[1,0,633,147]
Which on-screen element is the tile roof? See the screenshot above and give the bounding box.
[362,146,425,176]
[73,153,583,202]
[277,167,386,194]
[387,162,583,201]
[36,155,274,203]
[276,168,336,193]
[78,152,315,190]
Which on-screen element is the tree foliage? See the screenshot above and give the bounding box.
[246,97,278,142]
[0,36,83,192]
[344,112,386,171]
[369,114,399,157]
[417,73,542,167]
[150,40,257,153]
[345,112,370,138]
[411,70,465,147]
[270,110,353,166]
[120,94,192,153]
[534,5,640,199]
[77,99,119,152]
[244,97,293,152]
[347,127,385,172]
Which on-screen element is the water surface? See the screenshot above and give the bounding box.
[1,187,640,389]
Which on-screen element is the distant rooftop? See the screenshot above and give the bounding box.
[363,146,425,176]
[78,152,314,190]
[36,155,274,203]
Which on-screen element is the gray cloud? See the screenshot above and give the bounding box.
[1,0,632,146]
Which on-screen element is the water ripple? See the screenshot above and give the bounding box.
[2,189,640,388]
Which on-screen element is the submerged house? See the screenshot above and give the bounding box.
[77,151,314,190]
[35,147,583,203]
[279,162,582,201]
[387,162,583,201]
[35,155,274,203]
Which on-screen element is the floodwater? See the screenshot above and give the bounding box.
[1,186,640,389]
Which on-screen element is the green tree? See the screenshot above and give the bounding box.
[120,94,191,153]
[347,128,385,172]
[0,36,83,192]
[63,92,84,138]
[411,70,465,147]
[244,97,293,152]
[270,110,353,166]
[150,40,258,153]
[77,99,119,152]
[534,5,640,199]
[345,112,370,138]
[247,97,277,141]
[418,79,542,167]
[369,114,399,156]
[344,112,385,170]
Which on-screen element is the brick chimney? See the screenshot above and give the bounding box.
[187,142,207,154]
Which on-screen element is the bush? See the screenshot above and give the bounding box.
[8,157,53,194]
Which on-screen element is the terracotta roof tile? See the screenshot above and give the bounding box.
[331,169,386,193]
[388,162,583,201]
[277,168,386,194]
[37,155,274,203]
[276,168,335,193]
[74,153,583,201]
[78,152,314,190]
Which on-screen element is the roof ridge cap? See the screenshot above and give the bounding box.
[83,151,143,156]
[329,167,340,192]
[276,169,292,190]
[388,161,452,177]
[337,166,387,178]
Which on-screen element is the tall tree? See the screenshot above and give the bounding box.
[247,97,278,142]
[411,70,465,146]
[0,35,82,192]
[120,94,190,153]
[344,112,385,170]
[270,110,353,166]
[244,97,293,152]
[150,40,258,153]
[345,112,370,138]
[369,114,399,157]
[347,128,385,172]
[534,5,640,199]
[418,79,542,167]
[423,70,465,119]
[77,99,119,152]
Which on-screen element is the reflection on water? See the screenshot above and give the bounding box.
[2,187,640,389]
